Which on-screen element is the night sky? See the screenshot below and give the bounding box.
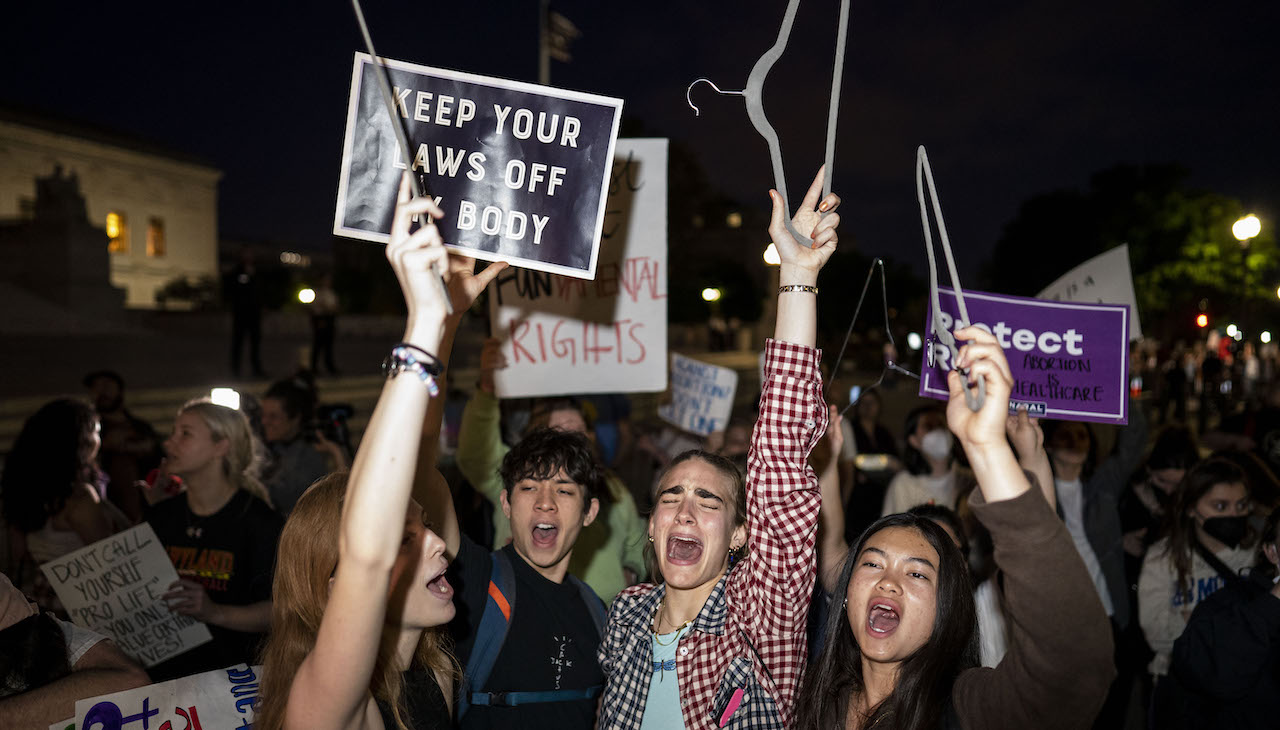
[5,0,1277,283]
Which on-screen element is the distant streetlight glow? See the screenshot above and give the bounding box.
[701,287,722,302]
[726,212,742,228]
[1226,323,1238,338]
[1233,214,1261,242]
[298,288,316,304]
[1196,314,1209,328]
[907,332,923,351]
[763,243,780,265]
[1263,331,1273,344]
[1234,331,1243,341]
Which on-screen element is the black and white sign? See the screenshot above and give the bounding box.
[334,53,623,279]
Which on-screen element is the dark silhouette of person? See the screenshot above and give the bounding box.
[309,274,340,375]
[226,247,265,377]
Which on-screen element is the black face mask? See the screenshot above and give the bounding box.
[1200,515,1249,549]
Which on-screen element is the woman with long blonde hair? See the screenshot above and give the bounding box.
[144,398,283,680]
[257,172,503,730]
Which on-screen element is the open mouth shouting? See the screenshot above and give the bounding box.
[531,521,560,550]
[425,561,453,601]
[866,597,901,637]
[665,534,705,566]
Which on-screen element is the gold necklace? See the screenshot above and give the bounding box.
[652,597,695,642]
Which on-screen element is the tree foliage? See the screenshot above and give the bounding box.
[984,164,1277,339]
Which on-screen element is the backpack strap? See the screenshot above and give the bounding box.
[567,574,607,636]
[463,555,607,713]
[459,551,516,719]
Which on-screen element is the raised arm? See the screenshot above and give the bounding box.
[817,404,849,593]
[282,173,451,730]
[948,327,1116,728]
[413,257,507,559]
[738,168,839,626]
[1005,408,1055,509]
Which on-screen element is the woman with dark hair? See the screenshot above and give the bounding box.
[881,405,963,516]
[1161,506,1280,728]
[2,399,126,608]
[1120,425,1200,562]
[1138,457,1255,679]
[795,327,1115,730]
[597,168,840,729]
[260,374,340,516]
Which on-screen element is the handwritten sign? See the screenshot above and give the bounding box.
[73,664,261,730]
[334,53,623,279]
[919,287,1130,424]
[490,138,668,397]
[1037,244,1143,341]
[40,524,211,668]
[658,354,739,436]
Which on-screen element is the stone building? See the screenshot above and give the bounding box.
[0,107,220,308]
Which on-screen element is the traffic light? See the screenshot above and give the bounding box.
[1196,314,1209,328]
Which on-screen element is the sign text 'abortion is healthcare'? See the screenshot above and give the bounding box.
[919,288,1129,425]
[334,53,622,279]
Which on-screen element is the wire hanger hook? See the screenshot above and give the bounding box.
[685,78,744,117]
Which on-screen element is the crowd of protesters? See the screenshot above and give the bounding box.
[1,170,1277,730]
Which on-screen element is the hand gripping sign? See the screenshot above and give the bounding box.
[919,287,1131,425]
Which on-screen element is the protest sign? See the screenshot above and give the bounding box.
[40,524,211,668]
[74,664,261,730]
[658,354,739,436]
[334,52,623,279]
[919,287,1130,424]
[490,138,667,397]
[1036,244,1143,340]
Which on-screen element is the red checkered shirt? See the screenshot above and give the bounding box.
[598,339,826,729]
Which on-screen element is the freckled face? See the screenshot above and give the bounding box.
[846,527,939,666]
[649,459,745,592]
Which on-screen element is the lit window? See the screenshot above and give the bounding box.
[106,212,129,254]
[147,217,166,257]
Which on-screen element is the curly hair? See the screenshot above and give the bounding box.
[1,398,99,533]
[500,427,604,506]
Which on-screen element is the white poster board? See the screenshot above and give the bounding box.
[40,524,211,667]
[72,664,261,730]
[490,138,668,397]
[1037,244,1143,340]
[658,354,739,436]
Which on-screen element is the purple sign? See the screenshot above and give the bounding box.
[919,287,1130,425]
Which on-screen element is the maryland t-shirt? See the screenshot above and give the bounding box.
[145,489,282,680]
[449,536,605,730]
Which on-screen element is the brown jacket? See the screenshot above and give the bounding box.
[953,487,1116,730]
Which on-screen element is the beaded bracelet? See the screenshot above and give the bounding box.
[778,284,819,294]
[392,342,444,376]
[382,346,440,396]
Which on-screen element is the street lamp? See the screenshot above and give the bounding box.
[701,287,722,302]
[1233,214,1261,242]
[298,288,316,304]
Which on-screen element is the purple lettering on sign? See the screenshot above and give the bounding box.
[919,287,1129,425]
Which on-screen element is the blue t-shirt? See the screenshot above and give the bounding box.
[639,625,691,730]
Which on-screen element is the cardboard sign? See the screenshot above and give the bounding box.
[40,524,211,668]
[490,138,668,397]
[73,664,261,730]
[334,52,623,279]
[919,288,1130,424]
[658,354,739,436]
[1037,244,1143,341]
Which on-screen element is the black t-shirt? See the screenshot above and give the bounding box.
[449,536,603,730]
[376,668,451,730]
[145,489,282,680]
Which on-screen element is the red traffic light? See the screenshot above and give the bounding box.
[1196,314,1209,328]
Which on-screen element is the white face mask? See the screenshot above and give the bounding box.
[920,429,953,461]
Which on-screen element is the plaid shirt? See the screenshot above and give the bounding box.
[598,339,826,730]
